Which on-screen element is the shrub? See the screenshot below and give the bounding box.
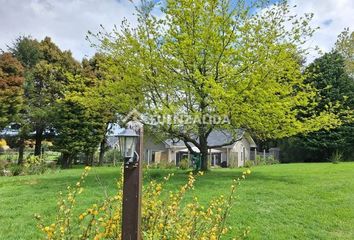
[8,164,23,176]
[160,161,176,169]
[330,150,343,164]
[35,167,252,239]
[0,138,9,152]
[23,155,48,175]
[255,155,279,165]
[244,160,253,168]
[148,161,176,169]
[179,158,189,170]
[0,160,12,176]
[265,156,279,165]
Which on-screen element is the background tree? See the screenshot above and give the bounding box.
[94,0,340,170]
[70,50,144,165]
[9,36,80,156]
[0,52,24,130]
[7,36,42,163]
[335,28,354,76]
[52,97,106,168]
[80,54,114,165]
[280,52,354,162]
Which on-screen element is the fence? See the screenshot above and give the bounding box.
[257,148,280,161]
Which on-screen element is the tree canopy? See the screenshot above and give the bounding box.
[93,0,340,170]
[335,29,354,77]
[0,52,24,130]
[281,51,354,161]
[8,36,80,156]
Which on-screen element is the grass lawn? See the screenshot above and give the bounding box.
[0,163,353,239]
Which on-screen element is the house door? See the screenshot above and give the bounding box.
[151,151,156,163]
[211,153,221,166]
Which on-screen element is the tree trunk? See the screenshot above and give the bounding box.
[199,135,209,171]
[85,152,94,166]
[61,152,71,169]
[98,138,106,166]
[84,153,89,166]
[34,128,44,156]
[17,138,25,165]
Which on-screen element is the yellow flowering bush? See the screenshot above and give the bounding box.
[36,166,251,239]
[0,138,9,151]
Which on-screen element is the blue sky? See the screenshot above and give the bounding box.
[0,0,353,62]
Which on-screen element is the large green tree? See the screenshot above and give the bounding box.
[52,97,106,168]
[80,54,115,165]
[93,0,340,170]
[53,54,110,168]
[67,51,143,165]
[0,53,24,130]
[8,36,43,163]
[9,36,80,156]
[282,52,354,161]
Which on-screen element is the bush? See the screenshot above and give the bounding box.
[35,167,252,239]
[148,161,176,169]
[23,155,48,175]
[0,138,10,152]
[179,158,189,170]
[330,150,343,164]
[1,155,56,177]
[8,164,23,176]
[244,160,253,168]
[0,160,12,176]
[255,155,279,165]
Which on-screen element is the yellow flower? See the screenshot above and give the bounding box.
[246,169,251,175]
[79,214,84,220]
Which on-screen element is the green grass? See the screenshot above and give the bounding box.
[0,163,353,239]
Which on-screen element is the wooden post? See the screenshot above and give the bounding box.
[122,127,143,240]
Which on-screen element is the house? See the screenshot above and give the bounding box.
[144,130,257,167]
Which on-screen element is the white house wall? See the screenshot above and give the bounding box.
[168,148,177,164]
[143,135,169,163]
[231,137,251,167]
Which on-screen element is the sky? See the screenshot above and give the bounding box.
[0,0,353,62]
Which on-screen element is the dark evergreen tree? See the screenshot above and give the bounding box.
[281,52,354,162]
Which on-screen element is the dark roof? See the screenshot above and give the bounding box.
[206,130,244,146]
[0,127,20,137]
[164,129,245,148]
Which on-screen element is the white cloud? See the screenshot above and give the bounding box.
[0,0,353,62]
[0,0,137,60]
[288,0,354,61]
